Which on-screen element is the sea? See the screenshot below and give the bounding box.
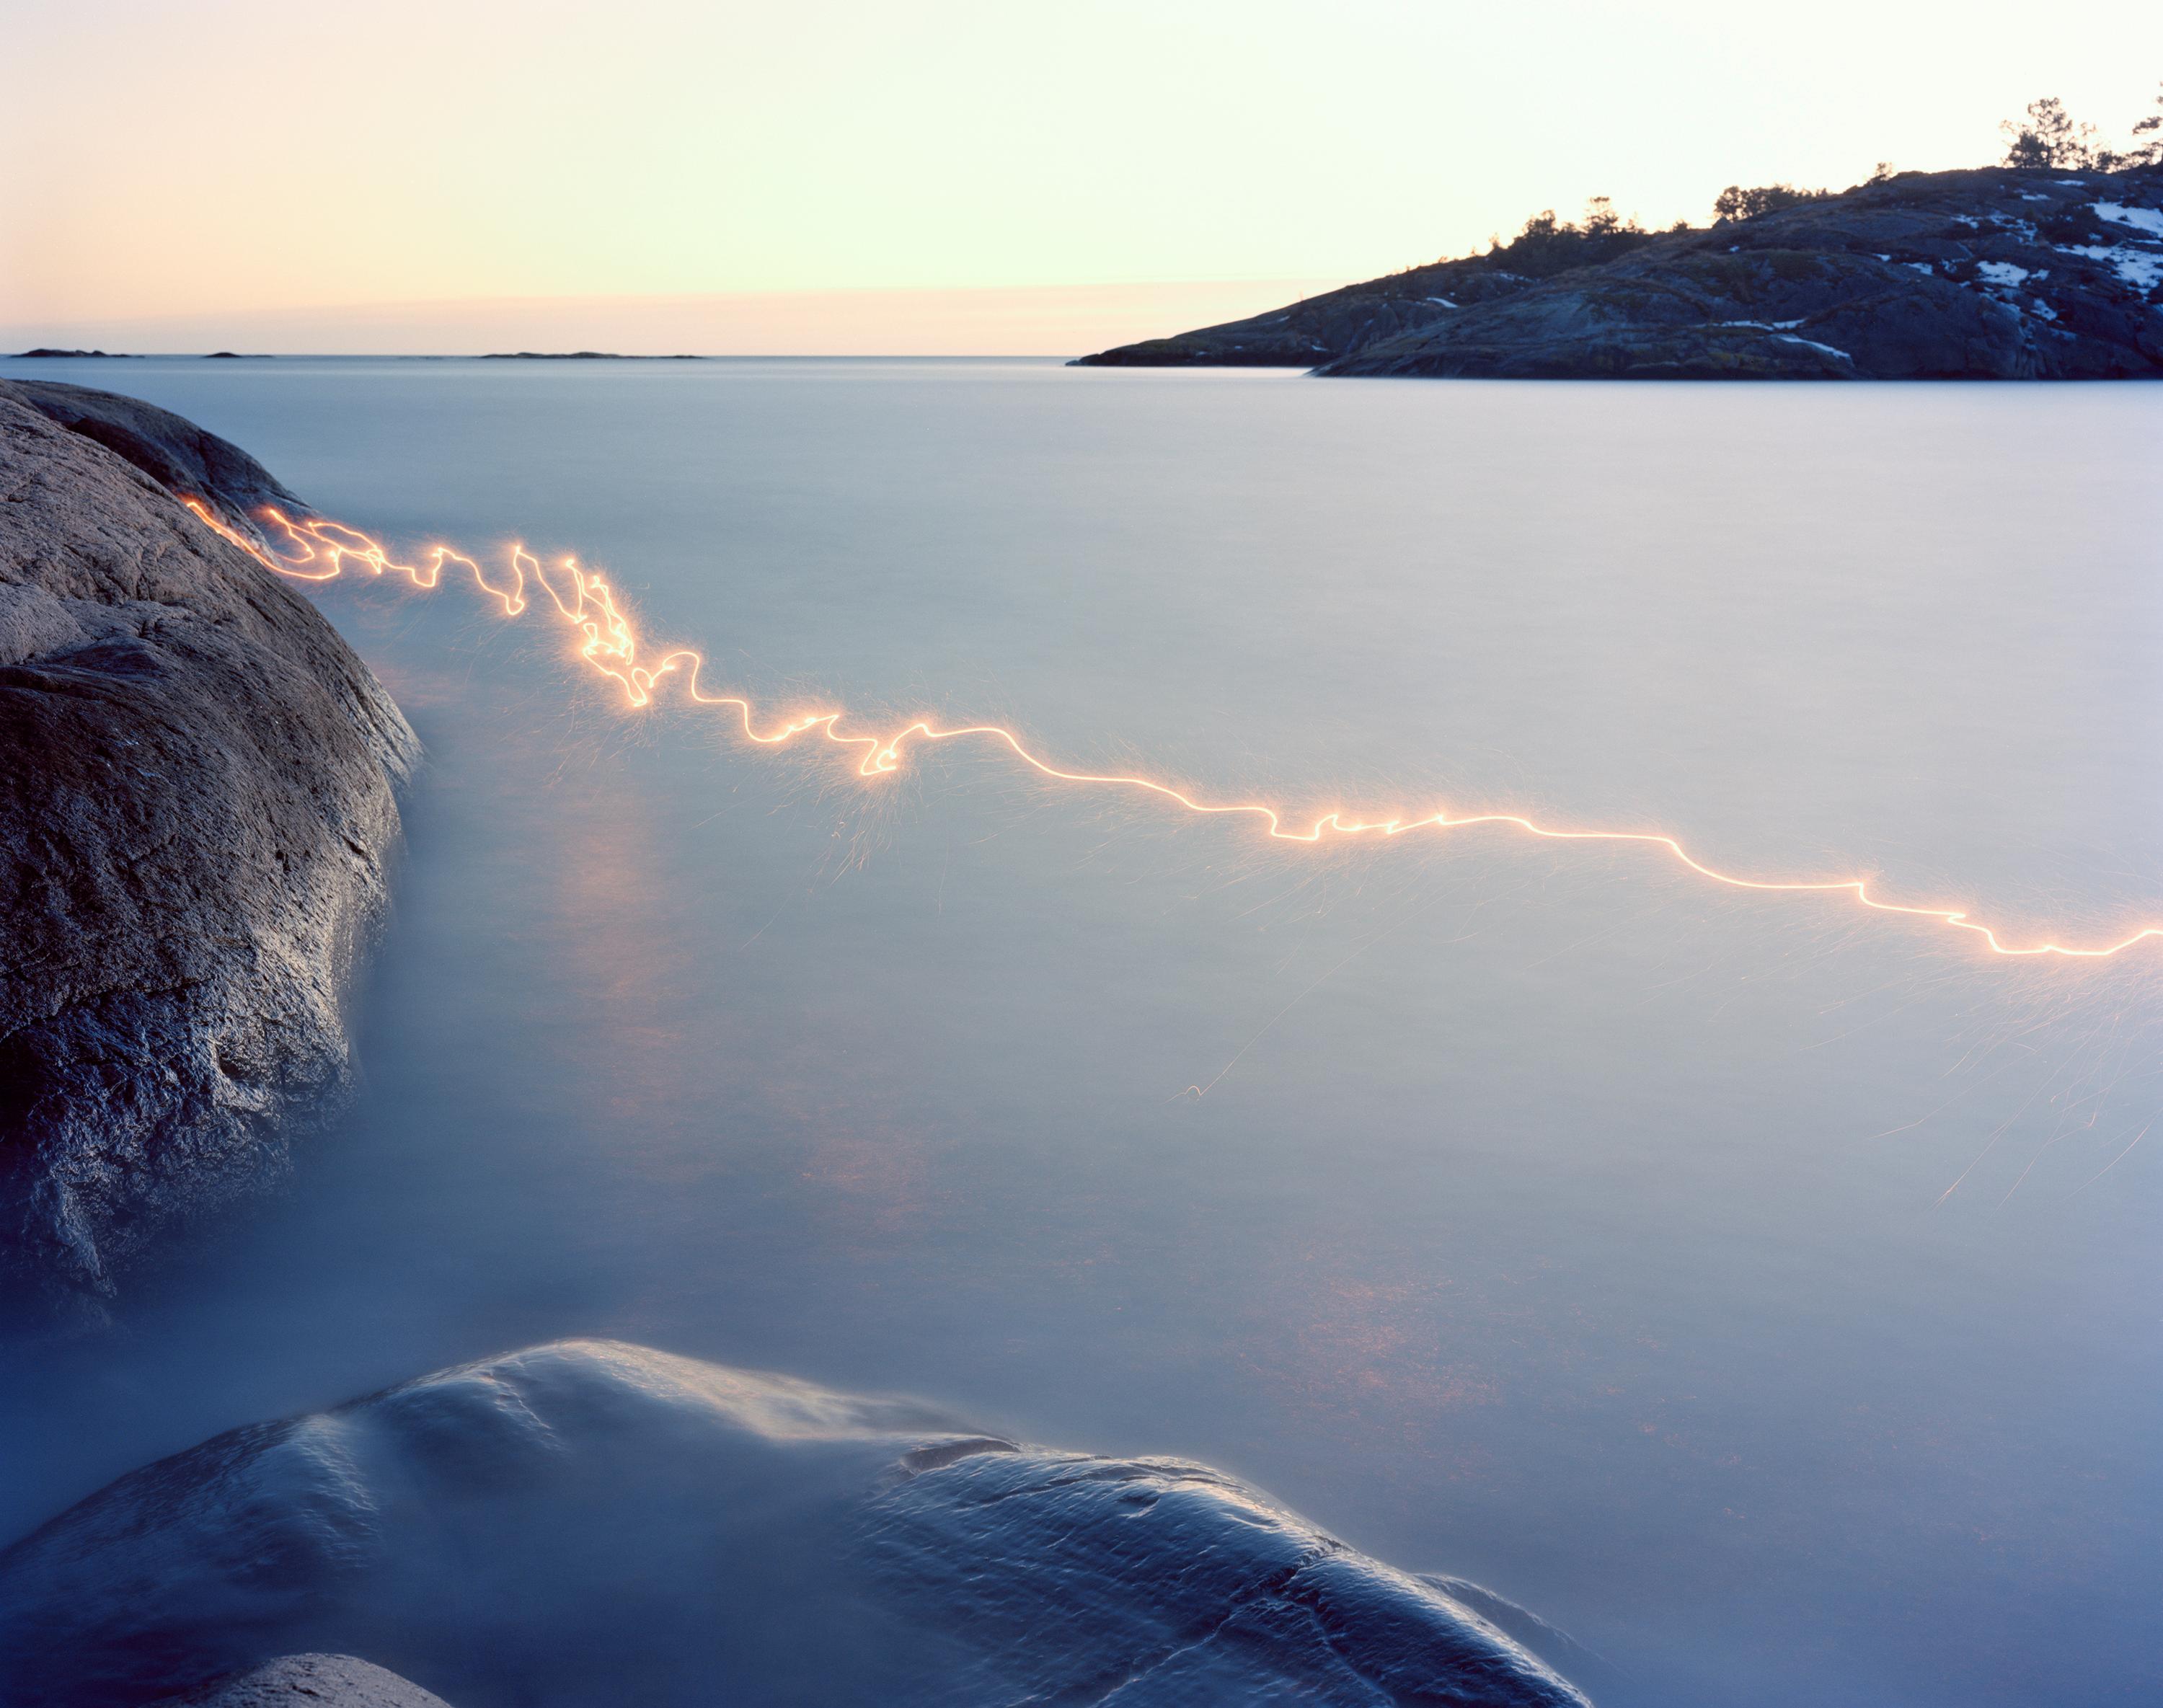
[1,354,2159,1707]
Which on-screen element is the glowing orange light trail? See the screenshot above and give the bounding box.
[185,498,2163,962]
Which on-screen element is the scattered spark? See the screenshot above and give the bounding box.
[2072,1120,2153,1192]
[184,498,2163,964]
[1174,918,1403,1101]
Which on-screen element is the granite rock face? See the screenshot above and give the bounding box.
[0,1340,1591,1707]
[1076,166,2163,379]
[0,383,417,1298]
[4,381,309,536]
[154,1655,452,1708]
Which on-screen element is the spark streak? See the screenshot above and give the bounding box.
[185,498,2163,962]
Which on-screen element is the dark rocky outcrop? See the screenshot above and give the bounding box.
[1076,166,2163,378]
[0,1340,1591,1707]
[0,382,417,1299]
[154,1656,451,1708]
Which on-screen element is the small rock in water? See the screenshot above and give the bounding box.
[152,1655,453,1707]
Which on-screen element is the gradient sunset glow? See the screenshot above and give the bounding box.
[7,0,2161,352]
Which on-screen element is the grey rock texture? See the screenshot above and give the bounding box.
[1076,166,2163,379]
[1421,1575,1629,1702]
[0,1340,1588,1707]
[154,1655,452,1708]
[0,383,417,1298]
[4,379,309,539]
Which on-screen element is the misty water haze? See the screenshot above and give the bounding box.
[1,356,2157,1708]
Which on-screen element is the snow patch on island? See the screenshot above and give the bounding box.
[1775,333,1856,363]
[2092,202,2163,240]
[2058,244,2163,292]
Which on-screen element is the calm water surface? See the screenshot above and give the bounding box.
[3,357,2159,1707]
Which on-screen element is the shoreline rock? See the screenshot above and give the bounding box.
[0,1340,1592,1707]
[0,382,417,1300]
[1076,165,2163,379]
[154,1656,451,1708]
[3,381,311,543]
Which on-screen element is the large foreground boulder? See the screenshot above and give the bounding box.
[0,383,417,1298]
[0,1340,1592,1707]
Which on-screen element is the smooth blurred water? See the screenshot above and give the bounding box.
[3,355,2159,1707]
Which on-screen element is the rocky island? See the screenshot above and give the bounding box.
[479,351,707,360]
[0,381,417,1302]
[1077,165,2163,379]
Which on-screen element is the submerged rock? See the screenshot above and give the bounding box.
[154,1655,452,1708]
[1075,165,2163,379]
[0,383,417,1298]
[0,1340,1591,1707]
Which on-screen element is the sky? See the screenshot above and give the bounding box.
[5,0,2160,353]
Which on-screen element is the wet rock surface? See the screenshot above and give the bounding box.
[1077,167,2163,379]
[0,382,417,1298]
[153,1655,453,1708]
[0,1340,1591,1707]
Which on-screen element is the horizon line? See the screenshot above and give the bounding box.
[0,278,1351,363]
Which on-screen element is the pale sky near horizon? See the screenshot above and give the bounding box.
[6,0,2160,352]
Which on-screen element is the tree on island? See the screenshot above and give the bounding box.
[2133,82,2163,165]
[1711,182,1831,223]
[2001,97,2102,169]
[1472,199,1655,276]
[1428,86,2161,280]
[2000,86,2163,169]
[1581,195,1628,235]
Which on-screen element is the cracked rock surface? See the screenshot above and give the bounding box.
[0,1340,1589,1707]
[0,381,417,1298]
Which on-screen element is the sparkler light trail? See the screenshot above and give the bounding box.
[185,497,2163,962]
